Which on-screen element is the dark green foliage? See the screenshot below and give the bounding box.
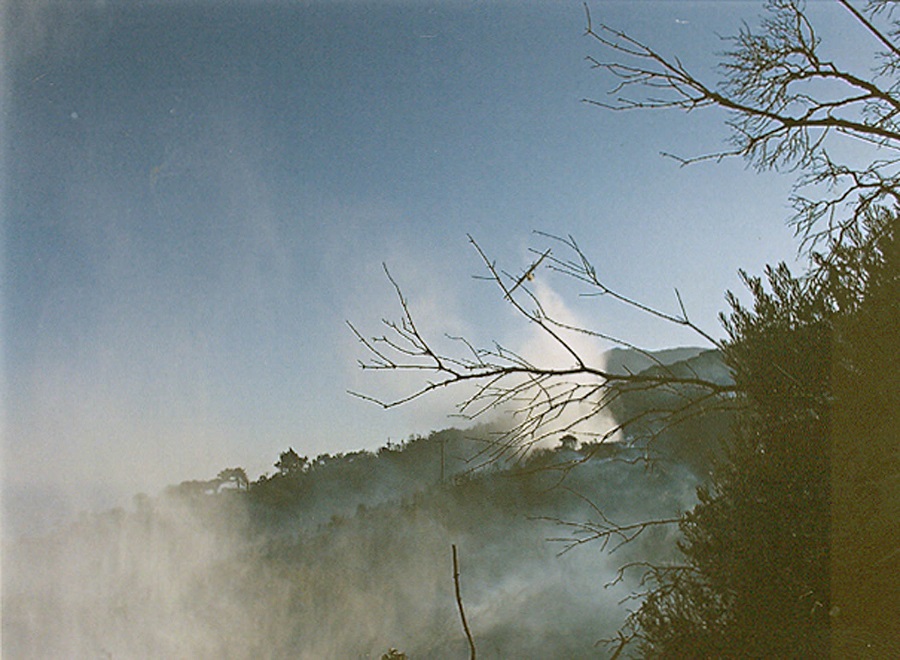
[217,467,249,491]
[827,211,900,654]
[381,649,407,660]
[274,447,307,476]
[622,210,899,657]
[606,349,736,478]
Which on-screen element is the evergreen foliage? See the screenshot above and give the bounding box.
[620,211,899,657]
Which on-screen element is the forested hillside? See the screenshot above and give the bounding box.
[3,350,723,659]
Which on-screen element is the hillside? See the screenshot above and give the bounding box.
[3,347,731,658]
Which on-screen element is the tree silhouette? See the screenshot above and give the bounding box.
[217,467,249,491]
[612,209,898,657]
[275,448,308,476]
[584,0,900,249]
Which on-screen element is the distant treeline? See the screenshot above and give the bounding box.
[4,348,729,658]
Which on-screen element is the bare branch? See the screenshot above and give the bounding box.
[452,544,477,660]
[535,231,723,346]
[541,501,682,556]
[349,236,735,466]
[838,0,900,60]
[582,0,900,249]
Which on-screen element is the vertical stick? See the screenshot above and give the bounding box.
[452,544,476,660]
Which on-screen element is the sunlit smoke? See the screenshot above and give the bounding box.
[3,428,700,658]
[490,277,622,445]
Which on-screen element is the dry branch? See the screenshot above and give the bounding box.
[348,235,736,469]
[583,0,900,249]
[452,544,477,660]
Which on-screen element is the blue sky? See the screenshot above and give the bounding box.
[4,0,845,530]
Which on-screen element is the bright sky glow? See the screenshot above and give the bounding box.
[4,0,854,532]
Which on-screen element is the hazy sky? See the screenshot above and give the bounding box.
[5,0,852,529]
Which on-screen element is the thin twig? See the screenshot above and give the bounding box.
[452,544,477,660]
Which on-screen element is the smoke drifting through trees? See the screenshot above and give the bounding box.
[3,406,711,658]
[6,2,897,657]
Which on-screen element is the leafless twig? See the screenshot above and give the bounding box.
[452,544,477,660]
[348,235,735,468]
[582,0,900,250]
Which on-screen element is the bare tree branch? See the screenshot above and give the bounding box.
[583,0,900,250]
[838,0,900,60]
[541,508,682,556]
[349,236,736,467]
[452,544,477,660]
[535,231,723,346]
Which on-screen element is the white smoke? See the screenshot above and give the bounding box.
[491,276,622,446]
